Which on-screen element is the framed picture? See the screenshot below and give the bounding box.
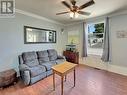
[116,31,127,38]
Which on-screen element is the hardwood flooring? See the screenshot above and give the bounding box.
[0,65,127,95]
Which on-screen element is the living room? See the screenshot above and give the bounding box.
[0,0,127,95]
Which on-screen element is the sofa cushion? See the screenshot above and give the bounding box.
[50,61,56,64]
[39,57,49,63]
[37,50,48,57]
[46,70,53,76]
[49,56,57,61]
[40,62,56,71]
[37,51,50,62]
[48,49,58,61]
[30,72,46,84]
[22,51,37,61]
[24,59,39,67]
[56,59,65,64]
[29,65,46,77]
[22,52,39,67]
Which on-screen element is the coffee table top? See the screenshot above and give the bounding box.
[52,61,77,74]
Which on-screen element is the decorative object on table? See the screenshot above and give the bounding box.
[71,39,74,44]
[66,44,76,52]
[61,28,64,34]
[63,50,79,64]
[24,26,56,44]
[0,69,17,88]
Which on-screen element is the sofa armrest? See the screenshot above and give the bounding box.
[21,70,31,85]
[19,64,30,71]
[57,55,66,60]
[18,55,24,64]
[19,64,31,85]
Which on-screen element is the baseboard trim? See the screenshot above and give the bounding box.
[107,64,127,76]
[80,63,127,76]
[79,58,127,76]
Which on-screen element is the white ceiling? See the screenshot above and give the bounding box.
[16,0,127,24]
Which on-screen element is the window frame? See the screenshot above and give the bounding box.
[86,21,105,56]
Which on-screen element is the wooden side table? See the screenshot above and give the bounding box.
[0,69,17,88]
[63,51,79,64]
[52,62,77,95]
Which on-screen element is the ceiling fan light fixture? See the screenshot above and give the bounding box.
[70,12,74,18]
[74,12,79,18]
[57,0,95,18]
[69,12,79,18]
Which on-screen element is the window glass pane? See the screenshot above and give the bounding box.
[88,22,104,55]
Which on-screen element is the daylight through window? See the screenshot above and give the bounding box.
[87,22,104,56]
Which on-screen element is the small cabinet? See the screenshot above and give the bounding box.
[63,51,79,64]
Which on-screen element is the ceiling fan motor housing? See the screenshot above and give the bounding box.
[71,6,79,12]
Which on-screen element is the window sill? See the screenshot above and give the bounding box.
[88,48,103,57]
[88,54,102,57]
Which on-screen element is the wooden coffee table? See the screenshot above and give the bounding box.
[52,61,77,95]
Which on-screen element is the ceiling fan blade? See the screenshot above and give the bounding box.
[62,1,71,9]
[56,11,69,15]
[79,0,95,10]
[70,0,76,6]
[78,11,91,16]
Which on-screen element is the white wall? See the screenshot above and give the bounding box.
[0,13,67,74]
[65,23,83,57]
[110,14,127,67]
[65,13,127,75]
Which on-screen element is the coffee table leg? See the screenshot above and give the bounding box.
[64,75,66,82]
[53,70,55,91]
[74,68,76,87]
[61,76,64,95]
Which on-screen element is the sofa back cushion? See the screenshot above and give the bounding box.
[48,49,58,61]
[22,51,39,67]
[37,50,49,63]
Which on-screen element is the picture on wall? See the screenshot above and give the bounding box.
[116,31,127,38]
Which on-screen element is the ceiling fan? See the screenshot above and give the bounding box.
[56,0,95,18]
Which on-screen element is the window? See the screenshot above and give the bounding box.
[87,22,104,56]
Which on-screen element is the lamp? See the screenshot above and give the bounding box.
[74,12,79,18]
[69,12,79,18]
[70,12,74,18]
[61,28,64,34]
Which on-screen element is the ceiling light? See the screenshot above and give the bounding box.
[70,12,74,18]
[70,12,79,18]
[74,12,79,18]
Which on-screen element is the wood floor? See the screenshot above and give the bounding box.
[0,65,127,95]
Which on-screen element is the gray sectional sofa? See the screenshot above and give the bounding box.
[19,49,65,85]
